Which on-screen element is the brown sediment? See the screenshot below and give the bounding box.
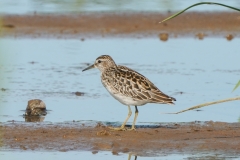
[1,121,240,156]
[1,12,240,38]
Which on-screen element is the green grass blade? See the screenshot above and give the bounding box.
[159,2,240,23]
[232,80,240,92]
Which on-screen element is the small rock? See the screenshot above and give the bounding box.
[226,34,234,41]
[196,33,205,40]
[75,91,84,96]
[92,151,98,154]
[112,150,119,155]
[159,33,169,41]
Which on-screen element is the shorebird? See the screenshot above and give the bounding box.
[25,99,47,116]
[82,55,176,131]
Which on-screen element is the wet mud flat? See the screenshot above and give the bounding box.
[1,121,240,156]
[1,12,240,38]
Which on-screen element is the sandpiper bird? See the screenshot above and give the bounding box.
[83,55,176,131]
[24,99,47,116]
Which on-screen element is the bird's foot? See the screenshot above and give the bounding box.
[127,127,136,131]
[108,126,136,131]
[108,126,127,131]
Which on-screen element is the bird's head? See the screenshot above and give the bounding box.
[82,55,117,72]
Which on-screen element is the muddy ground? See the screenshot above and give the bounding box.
[1,121,240,156]
[1,12,240,39]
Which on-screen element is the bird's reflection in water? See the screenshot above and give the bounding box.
[128,153,137,160]
[23,99,47,122]
[24,116,45,122]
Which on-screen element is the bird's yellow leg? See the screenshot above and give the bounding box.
[128,153,137,160]
[128,153,131,160]
[109,105,132,131]
[128,106,138,131]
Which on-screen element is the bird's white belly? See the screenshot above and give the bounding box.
[104,84,147,106]
[112,93,147,106]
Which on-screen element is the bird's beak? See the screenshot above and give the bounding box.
[82,64,95,72]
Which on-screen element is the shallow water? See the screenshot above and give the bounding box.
[0,0,240,14]
[0,38,239,124]
[0,150,239,160]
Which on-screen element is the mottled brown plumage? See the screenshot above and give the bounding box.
[83,55,176,131]
[101,65,175,105]
[25,99,47,116]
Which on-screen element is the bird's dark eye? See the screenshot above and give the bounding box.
[98,60,101,63]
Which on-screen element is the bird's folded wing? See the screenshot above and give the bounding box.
[114,66,175,104]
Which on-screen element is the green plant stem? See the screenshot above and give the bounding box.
[232,80,240,92]
[159,2,240,23]
[162,96,240,114]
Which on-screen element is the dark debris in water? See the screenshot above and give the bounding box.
[92,151,98,154]
[1,88,7,91]
[74,91,85,96]
[105,122,178,129]
[126,124,177,129]
[29,61,38,64]
[172,91,185,95]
